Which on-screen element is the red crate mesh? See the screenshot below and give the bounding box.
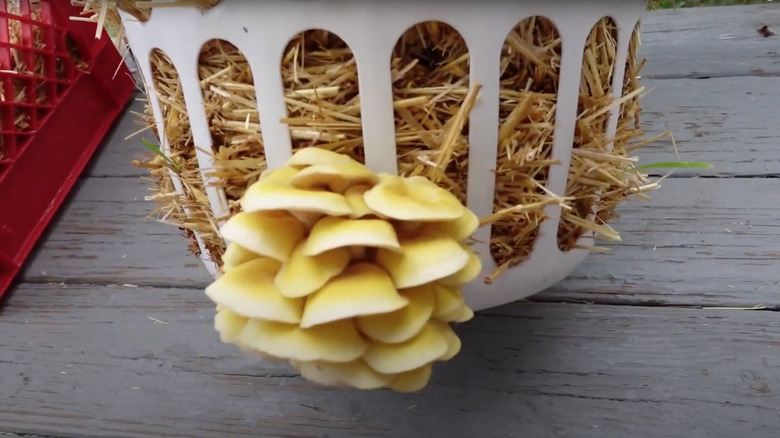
[0,0,135,297]
[0,0,87,162]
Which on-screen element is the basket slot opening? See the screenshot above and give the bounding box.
[146,46,222,266]
[589,21,644,237]
[556,16,620,252]
[483,15,562,277]
[197,38,262,225]
[281,29,366,166]
[390,20,470,202]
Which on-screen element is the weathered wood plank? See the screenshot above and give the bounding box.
[640,4,780,79]
[84,95,149,178]
[20,176,780,307]
[637,77,780,176]
[20,177,213,288]
[87,74,780,180]
[1,283,779,438]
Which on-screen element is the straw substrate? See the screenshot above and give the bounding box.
[82,1,658,280]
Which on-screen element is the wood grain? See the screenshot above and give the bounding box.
[1,283,779,438]
[637,77,780,176]
[84,96,150,178]
[640,4,780,79]
[18,176,780,307]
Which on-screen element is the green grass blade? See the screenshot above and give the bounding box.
[142,138,182,173]
[635,161,713,171]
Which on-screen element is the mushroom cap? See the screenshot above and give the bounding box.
[221,242,261,272]
[435,320,462,361]
[286,146,362,167]
[388,364,433,393]
[355,284,435,344]
[220,211,305,262]
[300,263,410,329]
[289,359,343,387]
[431,283,465,319]
[273,242,351,298]
[344,184,375,218]
[437,303,474,323]
[438,247,482,286]
[363,173,464,221]
[214,306,248,344]
[454,306,475,323]
[294,359,396,390]
[214,310,286,362]
[362,321,450,374]
[205,257,304,324]
[424,208,480,242]
[302,216,401,256]
[242,181,353,217]
[257,165,301,185]
[375,231,470,289]
[238,318,369,363]
[290,162,379,194]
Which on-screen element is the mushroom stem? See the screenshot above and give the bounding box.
[394,221,423,237]
[290,211,323,230]
[349,246,368,260]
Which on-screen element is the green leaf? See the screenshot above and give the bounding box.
[635,161,713,170]
[142,138,182,173]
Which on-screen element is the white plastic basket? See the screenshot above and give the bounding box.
[119,0,647,311]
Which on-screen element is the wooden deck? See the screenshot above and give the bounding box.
[2,4,780,437]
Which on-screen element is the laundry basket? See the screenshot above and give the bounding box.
[0,0,135,298]
[117,0,650,311]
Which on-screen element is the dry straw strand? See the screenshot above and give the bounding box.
[79,1,662,281]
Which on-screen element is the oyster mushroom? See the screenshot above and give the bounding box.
[302,216,401,256]
[221,242,261,272]
[362,321,450,374]
[219,211,305,262]
[438,248,482,286]
[437,303,475,323]
[213,306,248,344]
[375,231,470,289]
[363,173,464,221]
[294,359,395,390]
[238,318,369,363]
[288,359,343,386]
[423,207,480,241]
[435,320,462,361]
[431,282,465,319]
[256,165,301,185]
[286,146,362,167]
[290,162,379,194]
[388,364,433,393]
[344,184,375,218]
[273,242,352,298]
[241,181,353,217]
[355,284,435,344]
[205,257,304,324]
[299,263,409,329]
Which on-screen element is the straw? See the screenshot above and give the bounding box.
[77,2,662,280]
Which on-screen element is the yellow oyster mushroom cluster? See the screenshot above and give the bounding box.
[205,147,482,392]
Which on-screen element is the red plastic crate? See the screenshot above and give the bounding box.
[0,0,136,298]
